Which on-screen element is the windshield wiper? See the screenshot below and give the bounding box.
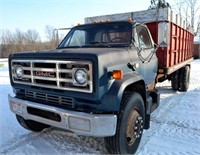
[57,46,82,49]
[89,41,112,48]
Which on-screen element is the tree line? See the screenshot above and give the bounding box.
[0,25,59,58]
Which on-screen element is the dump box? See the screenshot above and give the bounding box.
[85,8,194,74]
[194,43,200,59]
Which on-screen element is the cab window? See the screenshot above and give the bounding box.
[65,30,86,46]
[136,26,153,49]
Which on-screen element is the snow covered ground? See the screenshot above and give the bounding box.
[0,59,200,155]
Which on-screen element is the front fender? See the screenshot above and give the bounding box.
[100,72,144,112]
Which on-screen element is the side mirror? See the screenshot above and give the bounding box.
[158,22,170,47]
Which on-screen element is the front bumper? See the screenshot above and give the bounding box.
[8,94,117,137]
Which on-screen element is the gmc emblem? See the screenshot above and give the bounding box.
[35,71,55,78]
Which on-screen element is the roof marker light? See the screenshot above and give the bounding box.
[99,19,103,23]
[106,18,110,22]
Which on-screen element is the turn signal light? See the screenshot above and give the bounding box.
[128,17,133,21]
[158,69,164,74]
[112,70,123,80]
[106,18,110,22]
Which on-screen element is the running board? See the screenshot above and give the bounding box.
[144,91,160,129]
[146,91,160,115]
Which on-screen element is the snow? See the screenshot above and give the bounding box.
[0,59,200,155]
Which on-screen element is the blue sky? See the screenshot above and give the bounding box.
[1,0,199,41]
[1,0,152,39]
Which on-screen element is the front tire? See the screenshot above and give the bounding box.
[105,92,145,154]
[16,115,50,132]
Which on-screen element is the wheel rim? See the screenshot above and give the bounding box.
[126,109,144,146]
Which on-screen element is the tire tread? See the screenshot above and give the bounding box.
[105,92,144,154]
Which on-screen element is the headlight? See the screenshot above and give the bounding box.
[74,69,87,85]
[13,66,23,79]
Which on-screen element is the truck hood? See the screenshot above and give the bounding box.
[10,47,130,59]
[9,48,133,68]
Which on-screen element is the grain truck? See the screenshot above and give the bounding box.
[8,8,193,154]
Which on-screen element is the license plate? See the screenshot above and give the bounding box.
[11,100,23,113]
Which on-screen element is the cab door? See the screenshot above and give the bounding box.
[132,24,158,86]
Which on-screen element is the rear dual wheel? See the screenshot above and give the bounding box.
[171,71,179,91]
[171,65,190,92]
[105,92,145,154]
[179,65,190,91]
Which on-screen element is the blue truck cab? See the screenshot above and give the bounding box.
[8,20,160,154]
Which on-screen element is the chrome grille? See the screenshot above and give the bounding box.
[25,91,73,107]
[11,60,93,93]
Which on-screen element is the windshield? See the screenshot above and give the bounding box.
[58,22,132,48]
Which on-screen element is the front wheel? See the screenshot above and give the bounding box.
[16,115,50,132]
[105,92,145,154]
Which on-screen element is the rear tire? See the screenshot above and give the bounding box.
[16,115,50,132]
[179,65,190,92]
[105,92,145,154]
[171,71,179,91]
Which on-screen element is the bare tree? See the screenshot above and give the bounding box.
[25,29,40,50]
[1,29,39,57]
[45,25,55,41]
[0,27,61,58]
[45,25,58,49]
[14,29,25,43]
[14,29,26,51]
[172,0,200,35]
[1,30,16,57]
[172,1,185,17]
[195,15,200,37]
[187,0,199,29]
[149,0,170,9]
[25,29,40,43]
